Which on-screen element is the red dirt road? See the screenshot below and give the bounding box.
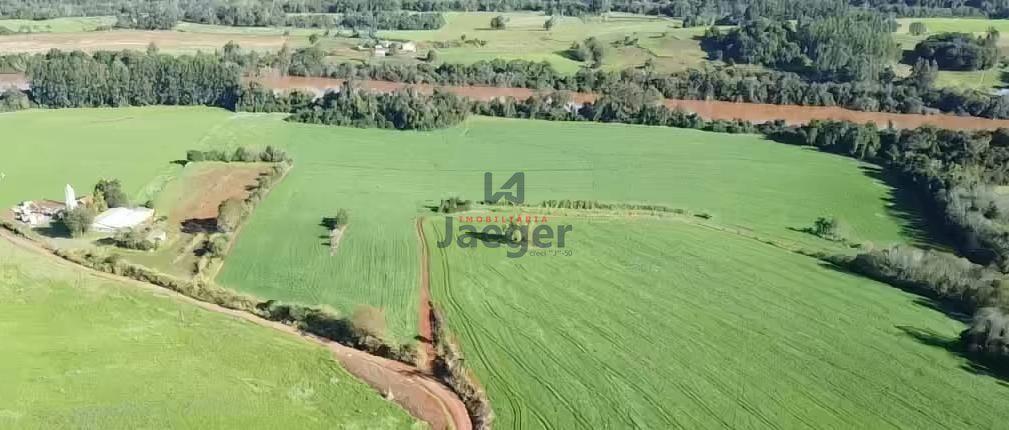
[255,75,1009,130]
[415,218,436,374]
[0,229,470,430]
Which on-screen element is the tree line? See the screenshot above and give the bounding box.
[27,49,239,108]
[280,54,1009,119]
[10,45,1009,122]
[284,11,446,30]
[1,0,1005,26]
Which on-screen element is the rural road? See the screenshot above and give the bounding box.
[0,229,471,430]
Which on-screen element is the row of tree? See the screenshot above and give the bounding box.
[2,0,1007,25]
[285,11,446,30]
[278,54,1009,118]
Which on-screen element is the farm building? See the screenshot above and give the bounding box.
[401,42,417,52]
[11,184,91,226]
[373,46,388,57]
[92,207,155,233]
[12,200,66,225]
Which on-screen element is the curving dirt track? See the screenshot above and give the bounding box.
[255,75,1009,130]
[0,229,470,430]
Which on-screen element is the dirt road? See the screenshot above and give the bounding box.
[0,229,471,430]
[415,218,436,374]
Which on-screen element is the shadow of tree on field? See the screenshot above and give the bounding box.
[816,260,971,323]
[858,165,953,250]
[181,218,216,234]
[897,325,1009,387]
[33,224,71,239]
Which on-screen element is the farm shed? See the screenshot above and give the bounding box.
[92,207,155,233]
[12,200,65,225]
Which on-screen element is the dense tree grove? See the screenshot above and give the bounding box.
[283,82,472,130]
[26,50,240,109]
[911,31,1001,71]
[702,12,899,81]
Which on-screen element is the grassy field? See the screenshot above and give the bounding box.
[425,216,1009,429]
[0,107,239,207]
[208,114,914,342]
[0,13,709,72]
[0,238,418,429]
[0,16,114,33]
[376,12,709,73]
[0,107,986,428]
[0,107,918,340]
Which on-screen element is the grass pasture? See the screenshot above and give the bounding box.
[210,114,914,342]
[376,12,707,73]
[424,216,1009,429]
[0,107,238,207]
[0,16,114,33]
[0,238,418,429]
[0,13,709,72]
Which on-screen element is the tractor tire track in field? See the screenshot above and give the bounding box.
[0,229,471,430]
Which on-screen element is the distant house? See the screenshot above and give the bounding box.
[378,40,392,48]
[373,46,388,57]
[401,41,417,53]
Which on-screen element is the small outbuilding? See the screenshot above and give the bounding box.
[401,41,417,53]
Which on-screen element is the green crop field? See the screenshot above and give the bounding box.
[0,107,993,429]
[0,239,418,429]
[424,216,1009,429]
[0,107,239,208]
[0,107,918,341]
[209,114,914,342]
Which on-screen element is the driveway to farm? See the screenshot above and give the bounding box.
[0,229,471,430]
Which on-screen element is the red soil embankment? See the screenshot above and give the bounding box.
[254,75,1009,130]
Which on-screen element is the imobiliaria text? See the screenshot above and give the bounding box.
[436,213,573,258]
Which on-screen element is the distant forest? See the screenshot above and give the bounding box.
[1,0,1008,29]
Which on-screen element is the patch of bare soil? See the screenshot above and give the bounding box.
[0,229,471,430]
[254,75,1009,130]
[169,164,266,230]
[329,226,346,256]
